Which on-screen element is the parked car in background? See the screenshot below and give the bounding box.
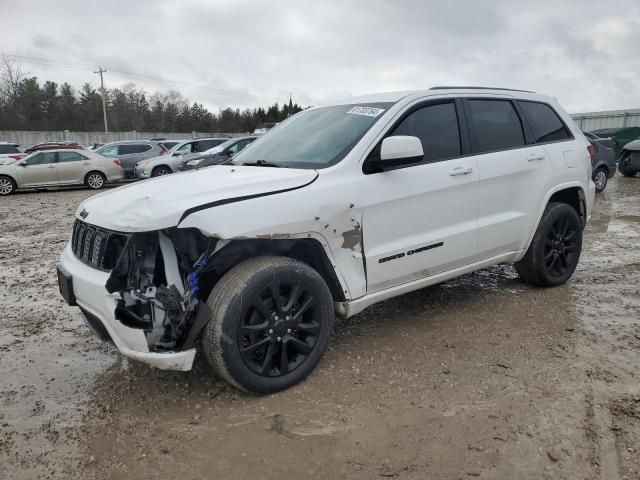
[0,149,123,195]
[58,87,595,393]
[158,140,180,151]
[584,131,614,150]
[589,140,617,192]
[0,142,25,165]
[134,137,229,178]
[86,143,105,151]
[590,127,640,156]
[618,139,640,178]
[95,140,167,178]
[179,136,258,171]
[24,141,84,154]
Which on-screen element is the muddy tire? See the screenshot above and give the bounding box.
[515,202,582,287]
[85,171,106,190]
[151,166,171,177]
[620,169,637,178]
[592,167,608,192]
[0,175,16,196]
[202,256,334,394]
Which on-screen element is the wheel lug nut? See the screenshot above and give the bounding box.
[286,315,290,321]
[277,336,282,342]
[268,329,273,334]
[287,328,291,333]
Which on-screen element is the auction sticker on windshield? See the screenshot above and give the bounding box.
[347,106,385,117]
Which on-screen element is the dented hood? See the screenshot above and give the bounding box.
[76,166,318,232]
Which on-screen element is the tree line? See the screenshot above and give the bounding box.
[0,57,303,133]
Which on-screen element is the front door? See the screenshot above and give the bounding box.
[56,151,90,184]
[361,100,479,293]
[17,152,58,187]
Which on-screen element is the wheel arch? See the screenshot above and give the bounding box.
[0,174,17,193]
[152,164,171,174]
[84,170,107,181]
[198,238,347,304]
[523,183,587,254]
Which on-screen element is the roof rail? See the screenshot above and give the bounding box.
[429,86,535,93]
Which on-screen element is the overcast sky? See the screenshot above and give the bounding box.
[2,0,639,113]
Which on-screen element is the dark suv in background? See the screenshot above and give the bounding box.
[95,140,167,178]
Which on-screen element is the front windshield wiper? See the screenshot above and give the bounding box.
[241,159,282,168]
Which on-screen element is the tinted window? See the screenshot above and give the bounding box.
[98,145,118,157]
[25,152,56,165]
[175,142,194,155]
[467,100,525,153]
[227,139,254,155]
[0,145,20,154]
[118,144,152,155]
[58,152,87,162]
[196,139,224,151]
[519,101,572,143]
[390,102,461,163]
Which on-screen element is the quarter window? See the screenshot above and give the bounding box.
[518,101,572,143]
[389,102,461,163]
[467,100,525,153]
[118,144,152,155]
[58,152,87,162]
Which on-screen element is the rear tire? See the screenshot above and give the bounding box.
[85,171,106,190]
[592,167,608,192]
[202,256,334,394]
[515,202,582,287]
[0,175,16,196]
[151,166,171,177]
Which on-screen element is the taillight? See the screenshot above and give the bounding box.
[9,154,23,161]
[587,144,596,161]
[113,159,122,167]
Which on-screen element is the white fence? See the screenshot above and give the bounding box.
[0,130,247,147]
[571,109,640,131]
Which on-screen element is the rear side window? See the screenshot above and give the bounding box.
[518,101,572,143]
[196,140,224,151]
[118,144,152,155]
[58,152,87,162]
[467,100,525,153]
[25,152,56,165]
[0,145,20,154]
[390,102,461,163]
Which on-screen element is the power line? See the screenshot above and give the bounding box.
[2,53,268,100]
[93,67,108,132]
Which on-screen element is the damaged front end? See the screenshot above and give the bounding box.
[103,226,215,352]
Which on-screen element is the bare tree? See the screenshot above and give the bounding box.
[0,55,27,106]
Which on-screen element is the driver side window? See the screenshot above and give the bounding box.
[25,152,56,166]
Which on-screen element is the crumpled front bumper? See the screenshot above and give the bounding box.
[58,243,196,371]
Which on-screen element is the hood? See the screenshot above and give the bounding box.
[622,139,640,152]
[76,165,318,232]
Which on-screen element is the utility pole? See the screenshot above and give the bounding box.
[93,67,109,132]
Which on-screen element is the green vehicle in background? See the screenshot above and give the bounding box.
[589,126,640,157]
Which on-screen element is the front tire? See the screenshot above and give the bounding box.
[592,167,608,192]
[151,166,171,177]
[202,256,334,394]
[0,176,16,196]
[85,171,106,190]
[515,202,582,287]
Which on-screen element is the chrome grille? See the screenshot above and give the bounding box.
[71,220,128,271]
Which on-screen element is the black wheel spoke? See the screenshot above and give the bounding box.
[548,253,559,271]
[288,336,313,355]
[284,284,303,311]
[280,344,289,374]
[260,344,274,375]
[270,284,284,313]
[559,252,568,269]
[251,298,271,320]
[544,249,555,261]
[297,321,321,335]
[292,296,315,321]
[565,231,576,241]
[241,337,270,354]
[239,320,270,335]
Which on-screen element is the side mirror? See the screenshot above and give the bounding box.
[366,136,424,173]
[380,136,424,162]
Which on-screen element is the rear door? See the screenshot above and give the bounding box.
[16,152,58,186]
[361,99,480,293]
[464,98,554,257]
[117,144,153,173]
[56,151,90,184]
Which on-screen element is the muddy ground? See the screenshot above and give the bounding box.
[1,176,639,480]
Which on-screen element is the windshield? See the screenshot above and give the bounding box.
[233,103,392,169]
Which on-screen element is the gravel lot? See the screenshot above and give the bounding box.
[1,177,639,480]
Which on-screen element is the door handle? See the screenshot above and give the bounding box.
[449,166,473,176]
[83,162,90,165]
[47,165,56,168]
[527,153,546,161]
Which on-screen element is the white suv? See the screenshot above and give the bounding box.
[57,87,595,393]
